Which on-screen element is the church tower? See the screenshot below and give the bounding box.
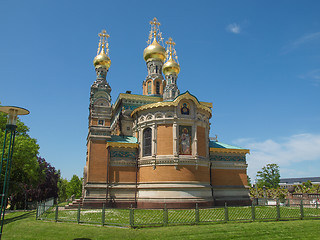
[142,18,166,96]
[84,30,112,190]
[88,29,112,140]
[163,37,180,101]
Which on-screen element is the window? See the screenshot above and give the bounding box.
[147,81,152,95]
[98,120,104,125]
[156,81,160,95]
[143,128,152,156]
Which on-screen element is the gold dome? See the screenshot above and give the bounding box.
[163,56,180,75]
[143,38,166,62]
[93,48,111,69]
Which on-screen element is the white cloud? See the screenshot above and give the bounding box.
[299,69,320,87]
[233,133,320,180]
[226,23,241,34]
[282,32,320,54]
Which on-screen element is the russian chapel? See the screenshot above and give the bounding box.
[70,18,250,208]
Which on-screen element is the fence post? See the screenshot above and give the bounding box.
[276,199,280,221]
[77,204,81,224]
[36,202,39,220]
[163,204,168,226]
[195,203,199,224]
[251,201,255,221]
[129,204,134,227]
[300,199,304,220]
[102,203,105,226]
[55,205,58,222]
[287,198,290,207]
[224,202,229,222]
[316,199,319,209]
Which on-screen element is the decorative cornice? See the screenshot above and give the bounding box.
[131,91,212,117]
[106,142,138,148]
[210,148,250,154]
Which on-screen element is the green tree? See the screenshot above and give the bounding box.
[0,112,40,208]
[58,174,69,202]
[256,163,280,188]
[67,175,82,199]
[247,175,252,186]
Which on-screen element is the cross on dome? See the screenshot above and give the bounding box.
[97,29,110,56]
[147,17,163,45]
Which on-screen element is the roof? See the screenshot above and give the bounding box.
[209,141,244,149]
[280,177,320,184]
[131,91,212,117]
[109,135,138,144]
[209,141,250,154]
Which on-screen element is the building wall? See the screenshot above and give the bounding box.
[157,124,173,155]
[109,166,136,183]
[138,166,210,183]
[197,126,206,157]
[211,169,248,186]
[87,140,108,182]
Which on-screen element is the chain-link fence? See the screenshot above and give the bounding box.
[36,200,320,228]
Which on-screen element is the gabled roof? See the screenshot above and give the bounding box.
[131,91,212,117]
[209,141,250,154]
[110,135,138,143]
[106,135,138,148]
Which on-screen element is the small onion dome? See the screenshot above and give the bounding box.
[163,56,180,75]
[93,48,111,69]
[143,38,166,62]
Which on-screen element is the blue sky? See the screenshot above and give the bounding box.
[0,1,319,181]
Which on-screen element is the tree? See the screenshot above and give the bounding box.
[256,163,280,188]
[0,112,40,209]
[247,175,252,186]
[67,175,82,199]
[58,175,69,202]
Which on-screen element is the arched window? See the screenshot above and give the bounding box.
[156,81,160,95]
[147,81,152,95]
[143,128,152,156]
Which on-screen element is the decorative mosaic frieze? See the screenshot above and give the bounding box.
[122,105,140,111]
[110,150,136,158]
[210,155,246,162]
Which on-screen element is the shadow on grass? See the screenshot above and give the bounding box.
[3,211,34,225]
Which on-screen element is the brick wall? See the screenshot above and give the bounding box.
[197,126,206,157]
[87,140,108,182]
[138,165,210,182]
[211,169,248,186]
[157,124,173,155]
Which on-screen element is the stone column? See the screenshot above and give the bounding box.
[139,127,143,158]
[152,123,157,157]
[193,123,198,157]
[173,122,178,156]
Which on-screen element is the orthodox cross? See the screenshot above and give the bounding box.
[166,37,176,58]
[97,29,110,55]
[148,17,163,44]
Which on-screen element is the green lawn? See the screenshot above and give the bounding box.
[2,211,320,240]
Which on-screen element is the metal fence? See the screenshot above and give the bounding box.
[36,199,320,228]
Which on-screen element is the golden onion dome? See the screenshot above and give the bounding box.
[93,48,111,69]
[163,56,180,75]
[143,38,166,62]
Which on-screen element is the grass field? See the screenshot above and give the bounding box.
[2,211,320,240]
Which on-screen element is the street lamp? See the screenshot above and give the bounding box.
[0,106,29,239]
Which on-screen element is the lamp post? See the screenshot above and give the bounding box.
[0,106,29,239]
